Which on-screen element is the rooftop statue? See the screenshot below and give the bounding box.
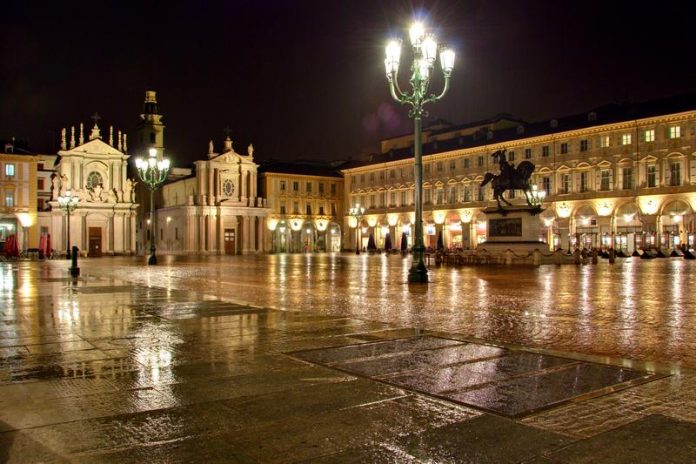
[480,149,536,210]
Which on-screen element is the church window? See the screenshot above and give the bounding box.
[149,133,156,144]
[86,171,103,189]
[222,179,234,197]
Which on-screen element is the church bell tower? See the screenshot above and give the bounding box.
[136,90,165,159]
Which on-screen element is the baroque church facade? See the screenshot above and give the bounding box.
[38,120,138,256]
[135,91,270,256]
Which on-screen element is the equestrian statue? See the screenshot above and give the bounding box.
[480,149,536,210]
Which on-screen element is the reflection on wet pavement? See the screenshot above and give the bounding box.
[1,257,696,463]
[79,254,696,368]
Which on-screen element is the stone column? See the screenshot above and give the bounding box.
[241,216,250,254]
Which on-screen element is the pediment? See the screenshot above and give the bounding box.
[597,160,612,167]
[59,138,124,157]
[640,155,658,162]
[211,152,241,165]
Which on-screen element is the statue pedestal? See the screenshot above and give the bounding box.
[477,206,547,255]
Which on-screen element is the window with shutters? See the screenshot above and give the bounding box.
[670,126,681,139]
[645,129,655,142]
[622,167,633,190]
[580,172,589,192]
[647,165,657,188]
[600,135,610,148]
[621,134,632,145]
[670,162,681,186]
[561,174,570,194]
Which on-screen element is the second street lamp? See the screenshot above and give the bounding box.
[135,148,170,265]
[349,204,365,255]
[385,20,456,283]
[57,190,79,259]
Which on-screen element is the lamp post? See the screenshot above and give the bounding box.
[385,21,455,283]
[57,190,79,259]
[349,204,365,255]
[135,148,170,265]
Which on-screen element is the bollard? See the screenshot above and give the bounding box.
[69,246,80,277]
[533,249,541,266]
[505,249,513,265]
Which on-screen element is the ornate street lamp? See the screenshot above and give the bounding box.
[385,21,456,283]
[349,204,365,255]
[135,148,170,265]
[57,190,79,259]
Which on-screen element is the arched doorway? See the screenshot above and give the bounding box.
[573,204,598,250]
[615,202,641,253]
[660,199,691,250]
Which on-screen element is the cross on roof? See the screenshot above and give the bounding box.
[91,112,102,125]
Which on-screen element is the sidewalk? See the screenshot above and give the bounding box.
[0,261,695,463]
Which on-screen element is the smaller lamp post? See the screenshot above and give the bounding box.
[349,204,365,255]
[57,190,79,259]
[528,185,547,209]
[135,148,170,265]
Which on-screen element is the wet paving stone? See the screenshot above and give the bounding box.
[450,363,658,417]
[394,414,571,464]
[545,414,696,463]
[293,337,662,418]
[291,336,464,365]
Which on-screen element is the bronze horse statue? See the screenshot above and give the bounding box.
[480,149,536,209]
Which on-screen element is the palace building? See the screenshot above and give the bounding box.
[259,162,344,253]
[341,94,696,254]
[0,147,40,252]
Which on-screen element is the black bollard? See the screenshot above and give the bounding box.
[69,246,80,277]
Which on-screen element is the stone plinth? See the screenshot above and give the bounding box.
[477,206,547,255]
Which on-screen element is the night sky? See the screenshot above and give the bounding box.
[1,0,695,167]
